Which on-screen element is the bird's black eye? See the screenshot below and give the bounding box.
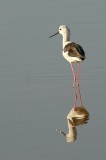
[59,28,61,30]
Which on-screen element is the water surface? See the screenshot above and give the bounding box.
[0,0,106,160]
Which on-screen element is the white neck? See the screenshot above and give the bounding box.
[62,32,71,48]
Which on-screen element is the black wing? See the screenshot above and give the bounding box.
[64,42,86,61]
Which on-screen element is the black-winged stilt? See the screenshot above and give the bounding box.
[49,25,86,109]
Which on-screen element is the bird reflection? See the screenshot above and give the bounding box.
[56,119,77,143]
[67,106,89,125]
[56,106,89,143]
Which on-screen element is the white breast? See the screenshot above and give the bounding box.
[62,51,82,63]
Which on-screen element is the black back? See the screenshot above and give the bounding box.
[64,42,85,61]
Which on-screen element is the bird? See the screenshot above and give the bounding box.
[49,25,86,110]
[49,25,85,88]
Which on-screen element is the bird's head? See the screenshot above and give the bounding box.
[49,25,70,38]
[59,25,70,36]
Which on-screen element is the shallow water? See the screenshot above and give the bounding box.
[0,0,106,160]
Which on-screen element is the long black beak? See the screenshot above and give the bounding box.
[49,32,59,38]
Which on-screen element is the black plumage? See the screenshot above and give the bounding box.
[64,42,86,61]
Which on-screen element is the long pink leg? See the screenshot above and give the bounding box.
[70,63,77,110]
[77,63,83,106]
[78,85,83,106]
[72,87,77,110]
[70,63,77,88]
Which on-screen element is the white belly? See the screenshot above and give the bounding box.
[62,51,82,63]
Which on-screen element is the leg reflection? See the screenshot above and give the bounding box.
[77,84,83,106]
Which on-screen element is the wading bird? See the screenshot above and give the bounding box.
[49,25,86,109]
